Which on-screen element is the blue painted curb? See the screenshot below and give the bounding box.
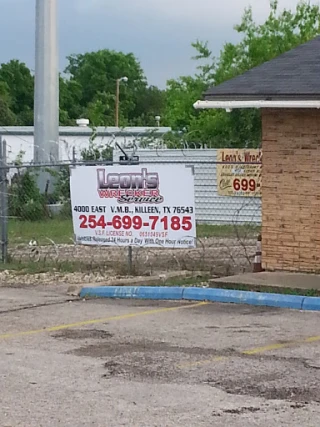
[80,286,184,300]
[301,297,320,311]
[183,288,304,310]
[79,286,320,311]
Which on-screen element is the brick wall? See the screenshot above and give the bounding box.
[262,108,320,272]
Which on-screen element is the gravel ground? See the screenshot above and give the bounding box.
[9,236,256,275]
[0,285,319,426]
[0,269,130,287]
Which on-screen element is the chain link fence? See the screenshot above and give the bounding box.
[0,140,261,278]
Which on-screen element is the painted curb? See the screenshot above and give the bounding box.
[301,297,320,311]
[183,288,304,310]
[77,286,318,310]
[80,286,184,300]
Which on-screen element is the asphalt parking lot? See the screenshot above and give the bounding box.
[0,285,320,427]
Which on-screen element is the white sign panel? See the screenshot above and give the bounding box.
[70,164,196,248]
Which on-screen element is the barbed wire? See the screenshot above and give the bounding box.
[5,234,257,276]
[0,153,261,278]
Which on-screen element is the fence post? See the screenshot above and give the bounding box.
[128,245,133,275]
[0,137,8,263]
[72,146,76,163]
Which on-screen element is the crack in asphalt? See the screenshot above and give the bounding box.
[0,299,79,315]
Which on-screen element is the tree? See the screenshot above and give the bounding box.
[164,0,320,147]
[164,76,207,131]
[64,50,148,127]
[0,81,17,126]
[130,85,165,126]
[213,0,320,85]
[0,60,34,125]
[59,76,83,125]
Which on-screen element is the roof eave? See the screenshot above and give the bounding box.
[194,99,320,110]
[203,94,320,101]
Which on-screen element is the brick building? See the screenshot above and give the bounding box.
[194,36,320,272]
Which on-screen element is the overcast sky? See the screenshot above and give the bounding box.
[0,0,318,88]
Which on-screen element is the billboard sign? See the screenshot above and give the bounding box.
[217,149,262,197]
[70,164,196,248]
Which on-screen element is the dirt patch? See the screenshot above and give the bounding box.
[70,339,237,359]
[206,377,320,404]
[102,361,123,377]
[223,407,261,415]
[69,339,237,382]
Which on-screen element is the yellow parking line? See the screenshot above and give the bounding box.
[0,301,207,341]
[178,335,320,369]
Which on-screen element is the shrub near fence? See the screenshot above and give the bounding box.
[2,155,261,277]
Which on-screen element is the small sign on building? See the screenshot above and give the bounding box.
[217,149,262,197]
[70,164,196,248]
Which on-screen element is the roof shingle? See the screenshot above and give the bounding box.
[204,36,320,101]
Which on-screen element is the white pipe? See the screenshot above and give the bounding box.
[193,100,320,110]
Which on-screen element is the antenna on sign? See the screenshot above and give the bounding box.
[116,142,129,160]
[116,142,139,165]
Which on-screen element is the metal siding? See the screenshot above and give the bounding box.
[113,149,262,225]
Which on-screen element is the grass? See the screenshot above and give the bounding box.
[8,218,261,246]
[9,218,74,245]
[197,223,260,238]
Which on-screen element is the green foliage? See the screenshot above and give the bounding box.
[0,81,17,125]
[130,85,165,126]
[52,166,71,202]
[63,49,165,127]
[81,143,113,162]
[80,130,113,161]
[0,0,319,146]
[0,51,165,128]
[0,60,34,125]
[59,77,83,125]
[51,129,113,213]
[164,0,320,147]
[9,170,47,221]
[57,200,72,219]
[214,0,320,84]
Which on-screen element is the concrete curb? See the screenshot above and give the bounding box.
[301,296,320,311]
[80,286,184,300]
[79,286,320,311]
[67,271,208,296]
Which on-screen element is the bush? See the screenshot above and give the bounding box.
[58,200,72,219]
[9,170,48,221]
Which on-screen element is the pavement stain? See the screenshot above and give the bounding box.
[223,407,261,415]
[68,339,238,359]
[52,329,113,340]
[206,377,320,404]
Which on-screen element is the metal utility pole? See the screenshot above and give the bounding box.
[115,79,120,128]
[115,77,128,127]
[34,0,59,191]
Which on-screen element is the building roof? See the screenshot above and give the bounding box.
[204,36,320,101]
[0,126,171,137]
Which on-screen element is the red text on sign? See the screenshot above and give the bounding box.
[233,178,257,192]
[79,215,193,232]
